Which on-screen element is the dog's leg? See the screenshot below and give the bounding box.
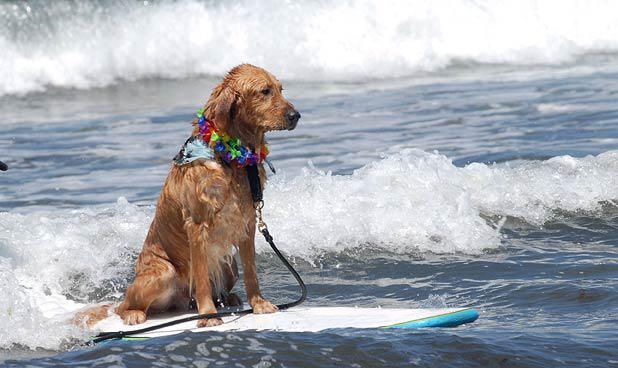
[186,221,223,327]
[239,223,278,314]
[216,256,242,307]
[116,247,176,325]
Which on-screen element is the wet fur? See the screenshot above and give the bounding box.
[75,64,298,328]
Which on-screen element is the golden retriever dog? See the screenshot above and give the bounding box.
[77,64,300,328]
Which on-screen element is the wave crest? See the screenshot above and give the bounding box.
[0,150,616,348]
[3,0,618,96]
[261,150,618,257]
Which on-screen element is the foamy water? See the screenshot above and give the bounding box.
[1,3,617,364]
[2,0,618,96]
[1,150,616,349]
[0,198,150,349]
[264,149,618,257]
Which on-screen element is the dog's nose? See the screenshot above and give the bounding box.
[285,109,301,130]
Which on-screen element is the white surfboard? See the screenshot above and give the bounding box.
[93,307,479,341]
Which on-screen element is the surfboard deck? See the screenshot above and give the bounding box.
[94,307,479,340]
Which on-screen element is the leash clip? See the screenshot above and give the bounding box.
[254,200,268,232]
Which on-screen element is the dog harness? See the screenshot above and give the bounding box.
[173,135,216,165]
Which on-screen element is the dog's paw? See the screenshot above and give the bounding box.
[251,298,278,314]
[121,310,147,325]
[197,318,223,328]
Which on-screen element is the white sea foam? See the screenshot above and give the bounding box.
[2,0,618,96]
[0,150,616,349]
[261,149,618,257]
[0,198,151,349]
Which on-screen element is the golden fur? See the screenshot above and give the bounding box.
[75,64,299,328]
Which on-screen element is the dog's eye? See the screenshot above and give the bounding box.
[261,88,271,95]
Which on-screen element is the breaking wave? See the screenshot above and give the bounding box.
[2,0,618,96]
[1,149,616,349]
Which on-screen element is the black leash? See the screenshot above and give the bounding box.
[92,164,306,344]
[246,164,263,202]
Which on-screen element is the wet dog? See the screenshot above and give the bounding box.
[76,64,300,328]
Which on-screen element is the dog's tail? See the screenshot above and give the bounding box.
[72,302,115,329]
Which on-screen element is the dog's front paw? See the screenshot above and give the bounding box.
[251,298,278,314]
[197,318,223,328]
[121,309,147,325]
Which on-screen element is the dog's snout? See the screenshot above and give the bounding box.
[285,109,301,130]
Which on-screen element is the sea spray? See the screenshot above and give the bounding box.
[1,149,616,349]
[3,0,618,96]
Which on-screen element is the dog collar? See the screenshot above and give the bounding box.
[173,108,269,168]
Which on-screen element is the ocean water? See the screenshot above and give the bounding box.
[1,0,618,367]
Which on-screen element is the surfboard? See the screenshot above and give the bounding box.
[93,307,479,340]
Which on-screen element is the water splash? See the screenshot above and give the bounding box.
[0,149,616,349]
[2,0,618,96]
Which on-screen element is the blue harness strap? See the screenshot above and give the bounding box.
[173,136,215,165]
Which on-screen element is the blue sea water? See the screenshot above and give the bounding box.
[1,1,617,367]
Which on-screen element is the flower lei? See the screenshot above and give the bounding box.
[195,108,269,167]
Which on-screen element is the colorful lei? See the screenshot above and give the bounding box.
[195,108,269,167]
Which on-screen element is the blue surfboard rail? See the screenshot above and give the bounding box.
[383,308,479,329]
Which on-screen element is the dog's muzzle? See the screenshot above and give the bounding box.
[285,109,301,130]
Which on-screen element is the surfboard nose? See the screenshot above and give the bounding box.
[383,308,479,329]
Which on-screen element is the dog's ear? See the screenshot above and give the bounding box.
[210,85,237,133]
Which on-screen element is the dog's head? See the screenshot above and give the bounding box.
[202,64,300,139]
